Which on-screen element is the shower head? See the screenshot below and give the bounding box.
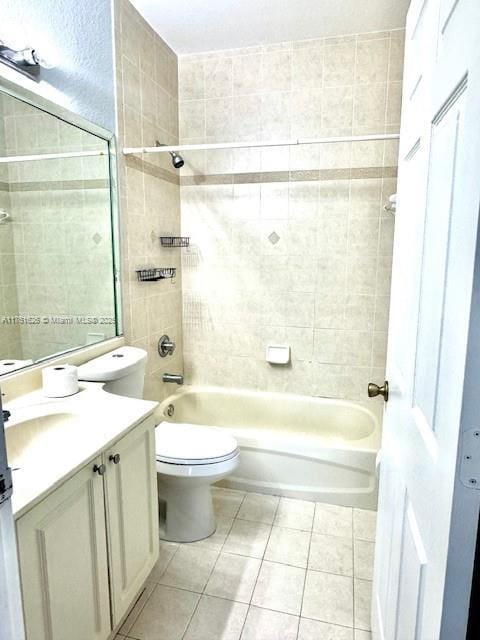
[170,151,184,169]
[155,140,184,169]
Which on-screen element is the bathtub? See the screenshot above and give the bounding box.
[156,386,381,510]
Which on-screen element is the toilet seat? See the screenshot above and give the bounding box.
[155,421,239,465]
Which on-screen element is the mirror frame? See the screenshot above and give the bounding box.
[0,76,123,373]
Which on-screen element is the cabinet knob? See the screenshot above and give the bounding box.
[109,453,121,464]
[93,463,106,476]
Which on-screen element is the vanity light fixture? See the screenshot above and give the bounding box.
[0,40,45,81]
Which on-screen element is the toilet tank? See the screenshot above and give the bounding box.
[77,346,148,399]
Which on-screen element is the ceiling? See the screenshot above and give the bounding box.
[130,0,409,55]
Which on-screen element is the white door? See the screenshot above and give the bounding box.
[372,1,480,639]
[104,418,158,626]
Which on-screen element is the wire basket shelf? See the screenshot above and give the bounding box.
[136,267,176,282]
[160,236,190,248]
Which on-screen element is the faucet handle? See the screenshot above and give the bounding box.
[158,335,176,357]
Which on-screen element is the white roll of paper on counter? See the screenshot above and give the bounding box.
[42,364,79,398]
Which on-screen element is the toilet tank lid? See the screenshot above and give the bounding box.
[77,347,147,382]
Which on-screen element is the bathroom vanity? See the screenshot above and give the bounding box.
[5,384,159,640]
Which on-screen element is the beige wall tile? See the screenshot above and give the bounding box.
[115,0,184,397]
[323,42,356,87]
[176,27,402,403]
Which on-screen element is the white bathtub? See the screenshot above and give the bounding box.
[156,386,381,510]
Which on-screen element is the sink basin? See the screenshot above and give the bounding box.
[6,413,84,469]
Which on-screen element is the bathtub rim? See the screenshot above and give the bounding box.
[155,384,381,452]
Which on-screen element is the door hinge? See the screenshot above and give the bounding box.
[460,429,480,489]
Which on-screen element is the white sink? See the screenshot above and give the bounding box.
[6,412,84,469]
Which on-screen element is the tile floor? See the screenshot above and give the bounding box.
[115,488,377,640]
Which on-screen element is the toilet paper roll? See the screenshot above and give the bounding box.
[42,364,79,398]
[0,359,33,374]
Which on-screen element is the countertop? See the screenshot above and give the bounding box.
[4,383,158,519]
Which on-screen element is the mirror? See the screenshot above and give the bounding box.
[0,89,119,375]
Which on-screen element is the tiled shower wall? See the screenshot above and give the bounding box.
[115,0,184,402]
[178,30,404,402]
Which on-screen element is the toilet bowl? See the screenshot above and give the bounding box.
[155,421,239,543]
[78,347,239,542]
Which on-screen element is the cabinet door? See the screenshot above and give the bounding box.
[16,457,111,640]
[104,417,158,625]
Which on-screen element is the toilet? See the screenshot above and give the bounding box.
[77,346,239,543]
[156,421,239,542]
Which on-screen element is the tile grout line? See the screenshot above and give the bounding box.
[237,493,281,639]
[180,489,247,640]
[296,501,315,639]
[121,495,374,640]
[123,489,244,640]
[120,533,186,637]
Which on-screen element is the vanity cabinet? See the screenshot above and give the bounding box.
[15,417,158,640]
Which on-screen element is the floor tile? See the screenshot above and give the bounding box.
[264,526,311,568]
[159,545,219,593]
[205,552,261,603]
[274,497,315,531]
[149,540,179,582]
[223,519,272,558]
[118,581,156,635]
[240,606,299,640]
[237,492,280,525]
[184,594,248,640]
[251,560,305,615]
[128,584,200,640]
[354,539,375,581]
[309,533,353,576]
[313,503,353,538]
[298,618,354,639]
[213,487,246,518]
[354,579,372,631]
[189,516,235,551]
[302,570,354,627]
[354,630,372,640]
[353,509,377,542]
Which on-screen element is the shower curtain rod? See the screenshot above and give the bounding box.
[123,133,400,155]
[0,150,108,164]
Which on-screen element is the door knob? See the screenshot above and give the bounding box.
[93,463,106,476]
[109,453,121,464]
[368,381,389,402]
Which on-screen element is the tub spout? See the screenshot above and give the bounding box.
[163,373,184,385]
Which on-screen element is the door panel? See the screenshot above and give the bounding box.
[16,458,110,640]
[104,418,158,626]
[373,0,480,638]
[413,91,465,433]
[394,499,427,640]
